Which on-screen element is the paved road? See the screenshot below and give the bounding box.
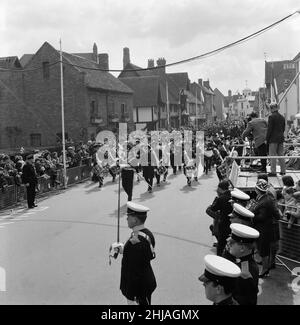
[0,169,299,305]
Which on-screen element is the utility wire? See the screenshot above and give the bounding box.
[60,10,300,72]
[0,10,299,73]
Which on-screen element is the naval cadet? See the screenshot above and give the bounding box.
[229,203,254,226]
[230,188,250,207]
[199,254,241,305]
[223,203,255,262]
[117,202,157,305]
[228,223,260,305]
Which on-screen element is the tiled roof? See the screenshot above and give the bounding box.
[118,62,155,78]
[119,76,160,106]
[167,72,189,90]
[72,53,94,61]
[62,52,133,93]
[190,82,205,103]
[20,54,34,67]
[0,56,22,69]
[159,74,181,104]
[214,88,225,98]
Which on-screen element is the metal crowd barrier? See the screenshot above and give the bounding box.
[223,154,300,264]
[0,162,92,211]
[279,220,300,263]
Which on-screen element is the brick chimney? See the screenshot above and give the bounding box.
[156,57,166,74]
[93,43,98,63]
[148,59,154,68]
[98,53,109,70]
[123,47,130,69]
[203,80,210,89]
[198,79,203,86]
[228,90,232,97]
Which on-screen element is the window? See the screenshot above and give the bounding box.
[42,61,50,79]
[30,133,41,147]
[283,63,295,70]
[108,101,115,114]
[90,100,97,117]
[121,103,127,116]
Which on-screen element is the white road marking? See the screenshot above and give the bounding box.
[0,267,5,292]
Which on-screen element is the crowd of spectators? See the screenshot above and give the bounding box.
[0,141,98,192]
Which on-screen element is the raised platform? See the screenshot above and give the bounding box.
[229,162,300,192]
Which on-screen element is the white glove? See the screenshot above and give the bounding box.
[110,242,124,255]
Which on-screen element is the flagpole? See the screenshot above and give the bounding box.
[166,80,170,130]
[59,39,67,189]
[195,88,198,130]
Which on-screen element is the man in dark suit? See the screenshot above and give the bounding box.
[22,154,38,208]
[242,111,268,172]
[115,202,157,305]
[266,103,286,176]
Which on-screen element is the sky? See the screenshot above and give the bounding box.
[1,0,300,95]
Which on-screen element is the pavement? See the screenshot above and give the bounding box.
[0,168,299,305]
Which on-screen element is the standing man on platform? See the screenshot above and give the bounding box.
[266,103,286,176]
[242,111,268,173]
[22,154,38,209]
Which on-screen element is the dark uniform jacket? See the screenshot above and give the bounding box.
[206,190,233,236]
[213,296,239,305]
[120,228,157,301]
[266,111,285,144]
[233,254,259,305]
[21,163,38,185]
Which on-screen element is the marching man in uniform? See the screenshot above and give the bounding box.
[199,254,241,305]
[112,202,157,305]
[227,223,260,305]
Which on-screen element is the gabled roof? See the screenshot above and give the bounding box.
[214,88,225,98]
[265,60,297,94]
[293,52,300,62]
[72,53,94,61]
[0,56,22,69]
[62,52,133,93]
[20,54,34,67]
[190,82,205,103]
[159,74,181,104]
[167,72,189,91]
[119,76,161,106]
[118,62,154,78]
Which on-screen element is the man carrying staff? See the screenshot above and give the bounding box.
[112,202,157,305]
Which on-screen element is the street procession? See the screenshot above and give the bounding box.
[1,1,300,310]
